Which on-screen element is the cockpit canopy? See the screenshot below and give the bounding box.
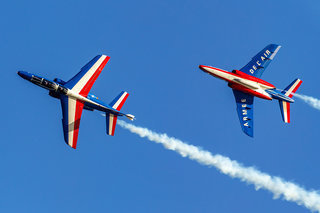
[53,78,66,85]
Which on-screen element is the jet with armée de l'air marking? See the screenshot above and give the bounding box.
[18,55,134,149]
[199,44,302,137]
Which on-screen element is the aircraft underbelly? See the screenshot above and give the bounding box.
[229,81,271,100]
[83,101,106,111]
[242,88,271,100]
[206,68,272,100]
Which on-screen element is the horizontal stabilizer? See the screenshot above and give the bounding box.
[106,113,118,136]
[278,79,302,123]
[106,91,132,135]
[110,91,129,111]
[283,79,303,98]
[279,100,290,123]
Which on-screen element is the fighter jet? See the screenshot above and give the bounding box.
[18,55,134,149]
[199,44,302,137]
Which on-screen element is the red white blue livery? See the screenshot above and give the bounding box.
[199,44,302,137]
[18,55,134,149]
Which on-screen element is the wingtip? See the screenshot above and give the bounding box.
[244,130,254,138]
[67,143,77,149]
[246,133,254,138]
[96,54,110,60]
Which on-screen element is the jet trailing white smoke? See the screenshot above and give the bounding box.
[117,120,320,212]
[294,94,320,111]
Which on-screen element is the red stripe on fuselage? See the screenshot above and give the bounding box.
[199,65,275,88]
[79,56,110,97]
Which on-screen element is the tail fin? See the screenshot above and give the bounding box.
[279,79,303,123]
[106,91,133,136]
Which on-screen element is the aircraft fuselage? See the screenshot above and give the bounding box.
[17,71,125,115]
[199,65,294,103]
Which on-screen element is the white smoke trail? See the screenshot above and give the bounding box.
[117,120,320,212]
[295,94,320,111]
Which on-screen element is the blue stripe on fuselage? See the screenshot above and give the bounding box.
[85,93,123,115]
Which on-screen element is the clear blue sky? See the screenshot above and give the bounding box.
[1,0,320,212]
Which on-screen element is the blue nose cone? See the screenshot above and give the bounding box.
[17,71,32,81]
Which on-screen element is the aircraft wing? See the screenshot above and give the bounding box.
[240,44,281,78]
[59,55,110,149]
[232,89,254,137]
[60,94,84,149]
[65,55,110,97]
